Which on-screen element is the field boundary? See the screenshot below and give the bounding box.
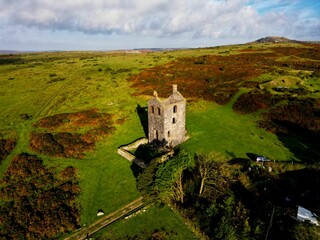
[117,137,176,168]
[117,138,149,168]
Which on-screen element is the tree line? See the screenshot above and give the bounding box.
[135,148,319,239]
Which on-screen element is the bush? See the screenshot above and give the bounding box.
[135,140,167,164]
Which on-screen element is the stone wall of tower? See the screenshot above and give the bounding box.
[163,101,186,147]
[148,96,165,143]
[147,86,186,147]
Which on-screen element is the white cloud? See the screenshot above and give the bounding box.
[0,0,318,50]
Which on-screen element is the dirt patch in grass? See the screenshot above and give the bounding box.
[0,153,80,239]
[30,109,115,158]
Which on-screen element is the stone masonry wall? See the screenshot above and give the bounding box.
[163,101,186,147]
[117,138,148,168]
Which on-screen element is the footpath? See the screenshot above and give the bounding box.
[64,197,144,240]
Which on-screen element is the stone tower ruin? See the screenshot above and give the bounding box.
[148,85,186,147]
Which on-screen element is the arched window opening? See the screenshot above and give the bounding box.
[151,106,154,114]
[172,118,176,124]
[173,105,177,113]
[158,107,161,115]
[168,131,170,138]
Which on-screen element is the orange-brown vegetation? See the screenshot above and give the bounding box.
[30,109,115,158]
[234,91,320,143]
[130,53,266,104]
[232,89,289,113]
[230,68,320,163]
[233,90,275,113]
[0,138,16,162]
[129,45,320,105]
[0,153,80,239]
[273,45,320,61]
[34,108,113,132]
[30,132,95,158]
[258,98,320,134]
[233,89,320,161]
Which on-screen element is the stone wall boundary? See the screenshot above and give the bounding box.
[118,138,148,168]
[118,137,175,168]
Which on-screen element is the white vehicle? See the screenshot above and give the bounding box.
[256,156,270,162]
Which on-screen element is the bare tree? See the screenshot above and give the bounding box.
[197,153,228,196]
[171,168,185,204]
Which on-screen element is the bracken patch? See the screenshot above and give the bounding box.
[30,109,115,158]
[0,138,16,163]
[129,45,320,105]
[0,153,81,239]
[232,90,287,114]
[129,53,265,104]
[34,108,113,132]
[258,98,320,134]
[258,98,320,163]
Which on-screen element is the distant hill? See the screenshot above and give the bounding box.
[0,50,22,54]
[0,50,36,54]
[133,48,184,52]
[251,36,299,44]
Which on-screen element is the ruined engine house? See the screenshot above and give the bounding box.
[148,85,186,147]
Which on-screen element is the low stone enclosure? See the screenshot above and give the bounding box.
[117,138,174,168]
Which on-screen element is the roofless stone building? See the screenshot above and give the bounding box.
[148,85,187,147]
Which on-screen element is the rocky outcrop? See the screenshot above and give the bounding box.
[251,36,299,44]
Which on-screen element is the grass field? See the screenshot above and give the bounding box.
[0,51,166,226]
[183,99,295,161]
[92,205,198,240]
[0,42,319,238]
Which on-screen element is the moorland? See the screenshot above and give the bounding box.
[0,40,319,239]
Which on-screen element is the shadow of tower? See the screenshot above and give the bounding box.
[136,104,148,138]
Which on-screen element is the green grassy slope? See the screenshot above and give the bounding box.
[0,51,167,226]
[93,205,198,240]
[184,100,295,161]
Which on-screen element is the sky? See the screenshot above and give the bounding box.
[0,0,319,51]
